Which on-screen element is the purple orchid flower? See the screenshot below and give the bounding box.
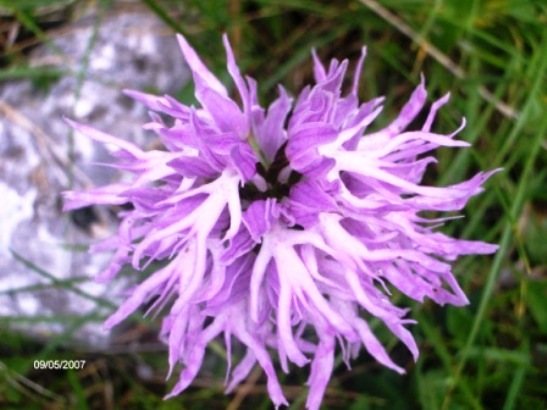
[64,34,499,409]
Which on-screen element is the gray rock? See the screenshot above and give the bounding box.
[0,5,189,347]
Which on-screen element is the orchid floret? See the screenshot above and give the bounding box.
[64,34,499,409]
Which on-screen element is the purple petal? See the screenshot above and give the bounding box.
[177,34,227,96]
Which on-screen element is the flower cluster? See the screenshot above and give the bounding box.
[64,34,498,409]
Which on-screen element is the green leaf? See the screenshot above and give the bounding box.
[526,280,547,332]
[0,0,74,11]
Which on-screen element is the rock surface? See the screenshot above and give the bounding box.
[0,5,189,346]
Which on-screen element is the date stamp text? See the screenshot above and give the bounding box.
[33,360,86,370]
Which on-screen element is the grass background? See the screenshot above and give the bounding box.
[0,0,545,409]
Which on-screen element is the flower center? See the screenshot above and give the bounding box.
[239,142,302,202]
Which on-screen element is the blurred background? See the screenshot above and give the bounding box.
[0,0,545,409]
